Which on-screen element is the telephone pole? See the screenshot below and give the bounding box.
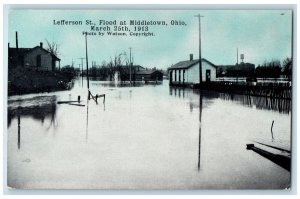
[195,14,204,84]
[78,57,85,87]
[129,47,132,84]
[78,58,85,76]
[85,32,89,89]
[236,48,239,65]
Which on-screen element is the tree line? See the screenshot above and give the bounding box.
[45,40,292,81]
[255,58,292,79]
[217,57,292,79]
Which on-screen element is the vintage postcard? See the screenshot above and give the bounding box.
[6,8,293,190]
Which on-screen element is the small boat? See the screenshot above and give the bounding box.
[246,142,291,172]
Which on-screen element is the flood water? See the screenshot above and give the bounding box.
[7,78,291,189]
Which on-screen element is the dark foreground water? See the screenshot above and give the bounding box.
[7,78,291,189]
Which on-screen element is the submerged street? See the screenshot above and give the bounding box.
[7,78,291,189]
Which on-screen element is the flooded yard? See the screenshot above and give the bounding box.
[7,79,291,189]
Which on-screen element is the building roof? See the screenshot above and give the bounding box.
[169,58,217,70]
[136,69,163,75]
[133,65,145,69]
[9,46,60,61]
[217,63,255,71]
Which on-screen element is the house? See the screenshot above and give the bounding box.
[8,42,60,71]
[168,54,217,86]
[135,69,163,82]
[132,65,145,72]
[217,62,255,77]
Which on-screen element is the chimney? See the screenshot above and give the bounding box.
[40,42,43,48]
[190,54,193,61]
[16,32,18,50]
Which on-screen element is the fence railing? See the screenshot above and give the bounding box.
[215,77,291,87]
[193,81,292,99]
[216,77,290,82]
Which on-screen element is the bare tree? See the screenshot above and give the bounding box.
[45,39,59,56]
[282,57,292,80]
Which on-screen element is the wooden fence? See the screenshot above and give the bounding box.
[193,81,291,100]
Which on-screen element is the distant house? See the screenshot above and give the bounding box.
[168,54,217,86]
[135,69,163,82]
[8,42,60,71]
[132,65,145,72]
[217,62,255,77]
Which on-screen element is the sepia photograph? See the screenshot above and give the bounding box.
[5,7,293,190]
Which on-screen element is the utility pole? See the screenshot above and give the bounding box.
[85,32,89,89]
[79,57,85,88]
[195,14,204,84]
[237,48,239,65]
[195,14,204,170]
[78,64,81,80]
[129,47,132,84]
[78,58,85,76]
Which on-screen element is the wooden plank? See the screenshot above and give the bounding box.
[68,103,85,107]
[254,141,291,153]
[57,100,81,104]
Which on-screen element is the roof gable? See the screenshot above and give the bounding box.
[9,46,60,61]
[30,46,60,60]
[169,58,217,70]
[136,69,162,75]
[133,65,145,69]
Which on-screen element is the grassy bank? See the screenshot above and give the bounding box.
[8,67,74,96]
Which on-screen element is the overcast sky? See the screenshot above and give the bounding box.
[8,9,292,69]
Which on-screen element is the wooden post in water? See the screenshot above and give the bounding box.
[86,100,89,142]
[18,114,20,150]
[271,120,274,140]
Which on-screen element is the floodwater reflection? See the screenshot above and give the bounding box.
[8,95,57,150]
[8,95,57,127]
[169,86,291,114]
[218,92,291,114]
[168,86,291,173]
[198,91,203,171]
[86,100,89,142]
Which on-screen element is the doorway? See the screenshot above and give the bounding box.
[206,69,211,82]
